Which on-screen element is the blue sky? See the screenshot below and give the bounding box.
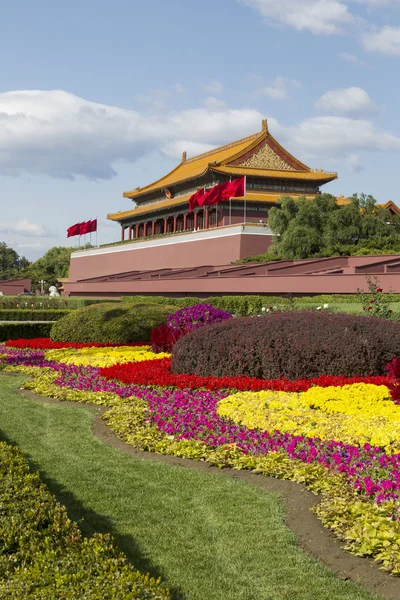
[2,0,400,259]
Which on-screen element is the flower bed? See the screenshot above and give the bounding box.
[44,346,170,368]
[99,357,389,392]
[5,338,150,350]
[2,339,400,575]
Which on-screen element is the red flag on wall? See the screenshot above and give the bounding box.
[220,177,245,201]
[67,223,82,238]
[202,177,246,207]
[189,188,206,212]
[79,219,97,235]
[87,219,97,233]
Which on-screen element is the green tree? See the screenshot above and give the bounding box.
[0,242,30,280]
[29,246,75,286]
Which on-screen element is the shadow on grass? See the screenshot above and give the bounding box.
[0,429,185,600]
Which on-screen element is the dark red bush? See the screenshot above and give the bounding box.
[171,312,400,380]
[150,325,184,353]
[386,358,400,403]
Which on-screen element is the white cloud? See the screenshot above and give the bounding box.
[203,81,224,94]
[0,219,52,237]
[203,97,228,111]
[315,87,377,116]
[362,26,400,54]
[337,51,367,66]
[256,76,301,100]
[240,0,355,34]
[346,154,365,172]
[0,90,263,180]
[271,115,400,160]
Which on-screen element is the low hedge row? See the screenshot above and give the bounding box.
[0,309,72,321]
[0,323,53,342]
[0,441,169,599]
[172,311,400,380]
[122,295,263,316]
[51,302,175,343]
[0,297,120,310]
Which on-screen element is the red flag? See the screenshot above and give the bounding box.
[67,222,82,238]
[87,219,97,233]
[220,177,245,200]
[201,177,246,208]
[80,221,90,235]
[189,188,205,213]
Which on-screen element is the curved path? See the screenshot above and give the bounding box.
[15,386,400,600]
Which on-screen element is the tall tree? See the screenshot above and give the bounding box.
[0,242,30,280]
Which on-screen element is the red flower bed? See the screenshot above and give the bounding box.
[100,357,390,392]
[4,338,150,350]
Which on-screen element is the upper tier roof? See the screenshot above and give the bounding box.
[123,120,337,200]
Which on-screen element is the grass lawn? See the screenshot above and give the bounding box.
[0,374,384,600]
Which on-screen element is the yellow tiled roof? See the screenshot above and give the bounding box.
[123,132,261,199]
[212,166,338,182]
[122,120,331,200]
[108,192,314,221]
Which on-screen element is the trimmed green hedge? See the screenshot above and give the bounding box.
[122,295,263,316]
[0,441,170,599]
[0,323,53,341]
[51,302,175,343]
[123,293,400,311]
[0,309,72,321]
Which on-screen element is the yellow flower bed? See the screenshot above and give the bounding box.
[44,346,170,368]
[217,383,400,452]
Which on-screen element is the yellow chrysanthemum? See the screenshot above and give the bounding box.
[44,346,170,368]
[217,384,400,452]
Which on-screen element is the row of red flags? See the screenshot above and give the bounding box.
[67,219,97,238]
[189,176,245,213]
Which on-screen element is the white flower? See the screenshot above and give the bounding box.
[323,304,329,309]
[261,307,266,312]
[273,306,277,310]
[317,306,322,311]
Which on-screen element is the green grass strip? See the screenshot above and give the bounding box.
[0,374,383,600]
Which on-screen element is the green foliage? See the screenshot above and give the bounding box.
[238,192,400,262]
[0,322,53,341]
[50,302,174,343]
[122,295,262,316]
[0,440,170,599]
[0,242,30,280]
[357,276,394,319]
[0,309,71,321]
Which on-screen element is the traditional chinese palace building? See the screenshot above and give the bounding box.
[107,119,337,240]
[65,121,400,297]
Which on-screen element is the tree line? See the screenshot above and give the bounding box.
[0,243,76,290]
[240,193,400,262]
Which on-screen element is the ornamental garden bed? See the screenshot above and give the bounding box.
[1,305,400,598]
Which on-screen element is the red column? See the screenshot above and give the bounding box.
[194,212,198,230]
[164,218,168,234]
[143,223,147,237]
[205,208,209,229]
[183,214,187,231]
[173,216,177,233]
[121,227,125,242]
[135,225,139,239]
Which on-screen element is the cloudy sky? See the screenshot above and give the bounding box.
[2,0,400,259]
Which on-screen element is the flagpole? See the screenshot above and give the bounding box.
[96,216,98,247]
[243,175,247,226]
[229,198,232,226]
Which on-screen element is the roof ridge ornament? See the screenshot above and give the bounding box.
[181,151,187,163]
[261,119,268,132]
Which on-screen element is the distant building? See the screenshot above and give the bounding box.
[108,119,337,240]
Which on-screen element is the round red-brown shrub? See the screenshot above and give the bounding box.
[171,311,400,380]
